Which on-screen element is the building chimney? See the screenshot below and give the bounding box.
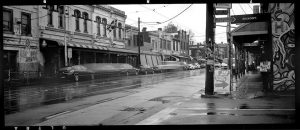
[142,27,147,32]
[158,28,162,31]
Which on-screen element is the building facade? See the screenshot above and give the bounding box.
[3,5,40,79]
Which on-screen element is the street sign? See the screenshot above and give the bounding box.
[214,69,230,94]
[215,17,233,23]
[68,48,72,58]
[215,10,229,15]
[231,13,270,24]
[215,3,232,9]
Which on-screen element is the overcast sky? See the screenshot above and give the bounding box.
[111,3,260,44]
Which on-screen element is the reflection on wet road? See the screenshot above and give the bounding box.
[4,69,204,114]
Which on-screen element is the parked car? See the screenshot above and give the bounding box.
[59,63,139,81]
[139,64,154,74]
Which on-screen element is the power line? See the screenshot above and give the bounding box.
[134,4,195,32]
[193,31,227,37]
[142,4,193,26]
[128,4,170,14]
[139,5,169,19]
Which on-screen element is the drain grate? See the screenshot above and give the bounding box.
[121,107,146,112]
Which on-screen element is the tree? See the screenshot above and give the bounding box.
[188,29,195,44]
[163,22,178,33]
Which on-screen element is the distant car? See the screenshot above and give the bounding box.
[139,64,154,74]
[187,64,196,70]
[200,63,206,68]
[221,63,228,69]
[59,63,139,81]
[154,61,186,72]
[214,63,222,68]
[193,63,201,69]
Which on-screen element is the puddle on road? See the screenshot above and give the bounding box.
[120,107,146,112]
[175,111,294,120]
[149,96,184,104]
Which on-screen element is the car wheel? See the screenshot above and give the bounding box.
[135,70,139,75]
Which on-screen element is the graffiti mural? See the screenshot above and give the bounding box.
[270,3,295,91]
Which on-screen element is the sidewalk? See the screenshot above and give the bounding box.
[136,71,295,125]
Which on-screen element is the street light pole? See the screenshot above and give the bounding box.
[204,3,215,95]
[137,17,141,68]
[64,5,68,67]
[227,8,232,93]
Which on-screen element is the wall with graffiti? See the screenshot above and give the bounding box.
[269,3,295,91]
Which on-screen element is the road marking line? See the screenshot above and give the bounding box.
[136,108,177,125]
[45,111,71,120]
[179,108,295,111]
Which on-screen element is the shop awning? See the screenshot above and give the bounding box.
[42,38,108,50]
[58,42,108,50]
[108,47,138,54]
[172,55,189,59]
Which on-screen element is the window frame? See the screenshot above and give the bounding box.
[102,18,107,37]
[21,12,31,36]
[58,6,64,28]
[3,8,13,33]
[74,10,81,32]
[82,12,88,33]
[118,23,122,40]
[96,16,101,36]
[47,5,54,27]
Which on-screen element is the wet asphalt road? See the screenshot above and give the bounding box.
[4,69,204,115]
[5,69,295,126]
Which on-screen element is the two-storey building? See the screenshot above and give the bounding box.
[3,5,40,79]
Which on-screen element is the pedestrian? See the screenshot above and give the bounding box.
[260,60,271,92]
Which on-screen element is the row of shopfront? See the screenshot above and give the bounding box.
[3,36,191,80]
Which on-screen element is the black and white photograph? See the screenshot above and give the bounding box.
[2,1,296,129]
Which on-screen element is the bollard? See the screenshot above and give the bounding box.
[39,71,42,78]
[74,74,79,82]
[8,70,10,80]
[91,74,95,80]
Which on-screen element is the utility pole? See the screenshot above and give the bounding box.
[204,3,215,95]
[64,5,68,67]
[137,17,141,68]
[227,8,232,92]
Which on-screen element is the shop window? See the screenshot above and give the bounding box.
[21,12,31,36]
[3,8,13,33]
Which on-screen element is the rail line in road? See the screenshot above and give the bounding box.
[5,69,205,114]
